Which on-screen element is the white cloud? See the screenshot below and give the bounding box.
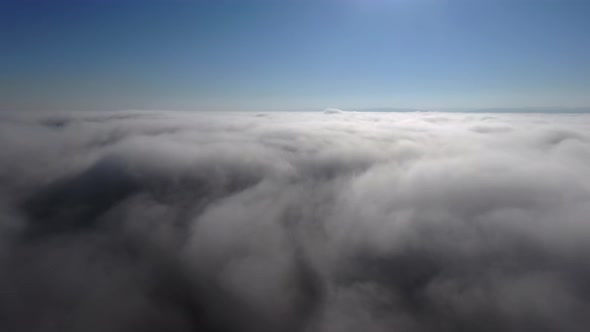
[1,111,590,331]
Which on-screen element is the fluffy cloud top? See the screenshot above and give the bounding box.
[1,111,590,332]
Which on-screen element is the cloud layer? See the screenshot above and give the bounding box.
[1,111,590,332]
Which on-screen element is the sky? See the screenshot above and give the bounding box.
[2,0,590,112]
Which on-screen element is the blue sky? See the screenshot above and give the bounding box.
[2,0,589,111]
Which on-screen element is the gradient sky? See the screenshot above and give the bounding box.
[2,0,590,111]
